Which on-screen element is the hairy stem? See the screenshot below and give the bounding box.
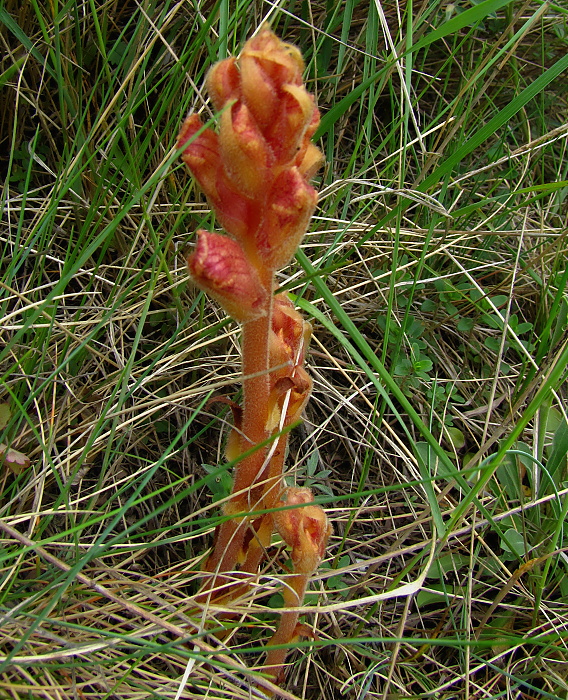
[233,287,273,499]
[201,516,242,582]
[204,272,274,581]
[263,573,309,681]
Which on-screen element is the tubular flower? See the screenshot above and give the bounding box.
[273,487,331,577]
[187,230,267,323]
[271,292,311,372]
[265,292,312,430]
[206,57,240,110]
[177,113,258,246]
[239,27,304,130]
[257,168,318,269]
[219,101,273,197]
[264,86,316,163]
[263,487,332,688]
[178,114,223,201]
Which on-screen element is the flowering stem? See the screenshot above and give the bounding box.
[178,25,329,688]
[203,272,274,583]
[263,573,309,683]
[234,284,273,499]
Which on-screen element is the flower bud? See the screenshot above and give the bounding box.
[273,487,331,575]
[257,168,317,269]
[219,102,272,197]
[239,25,305,134]
[244,25,304,84]
[177,114,222,201]
[187,230,268,323]
[206,57,241,111]
[239,51,278,130]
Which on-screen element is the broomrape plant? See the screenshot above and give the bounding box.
[177,26,331,686]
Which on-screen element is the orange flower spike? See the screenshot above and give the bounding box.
[179,26,326,614]
[187,230,268,323]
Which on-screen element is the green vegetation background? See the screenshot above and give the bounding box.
[1,0,567,698]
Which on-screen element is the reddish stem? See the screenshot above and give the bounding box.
[233,286,273,498]
[263,573,310,682]
[203,271,274,584]
[219,422,288,598]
